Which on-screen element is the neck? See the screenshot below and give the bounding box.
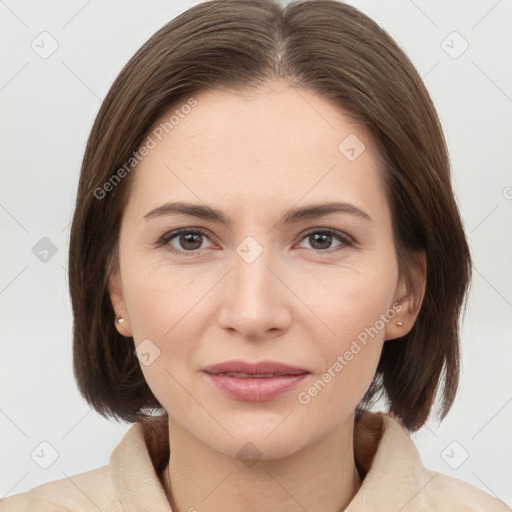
[161,415,361,512]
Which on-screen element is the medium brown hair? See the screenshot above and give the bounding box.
[69,0,471,431]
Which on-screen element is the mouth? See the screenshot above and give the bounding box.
[202,360,310,401]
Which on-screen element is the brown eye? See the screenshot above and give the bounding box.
[176,232,204,251]
[298,229,352,253]
[158,228,213,255]
[308,232,334,250]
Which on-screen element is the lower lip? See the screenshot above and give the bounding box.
[204,372,309,401]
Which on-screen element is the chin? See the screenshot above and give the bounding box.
[211,420,314,462]
[225,435,307,463]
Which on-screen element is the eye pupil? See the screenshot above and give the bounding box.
[310,232,332,250]
[180,233,202,250]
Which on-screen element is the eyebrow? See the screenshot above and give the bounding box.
[143,200,372,226]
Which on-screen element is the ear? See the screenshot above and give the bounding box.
[108,267,133,337]
[385,251,426,341]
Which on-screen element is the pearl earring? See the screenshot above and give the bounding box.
[117,318,125,324]
[396,321,404,327]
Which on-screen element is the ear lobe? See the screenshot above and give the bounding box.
[385,251,427,341]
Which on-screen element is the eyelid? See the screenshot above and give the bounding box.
[299,227,354,245]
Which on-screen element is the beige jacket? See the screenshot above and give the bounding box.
[1,411,509,511]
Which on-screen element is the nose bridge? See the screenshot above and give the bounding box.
[218,237,290,335]
[232,239,277,308]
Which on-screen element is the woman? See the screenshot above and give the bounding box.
[2,0,509,510]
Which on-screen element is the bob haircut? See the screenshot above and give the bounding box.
[69,0,471,432]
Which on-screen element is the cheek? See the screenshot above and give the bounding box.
[120,260,212,393]
[122,274,203,419]
[303,263,398,406]
[121,250,202,339]
[305,257,397,340]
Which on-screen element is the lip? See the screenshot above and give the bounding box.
[203,359,310,401]
[203,359,309,376]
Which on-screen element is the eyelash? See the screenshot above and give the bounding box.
[156,227,354,257]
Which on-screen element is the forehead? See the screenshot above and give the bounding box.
[127,81,388,222]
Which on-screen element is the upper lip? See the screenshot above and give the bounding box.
[203,360,309,376]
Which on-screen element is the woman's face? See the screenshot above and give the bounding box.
[110,80,411,459]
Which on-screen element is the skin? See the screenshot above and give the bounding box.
[109,80,425,512]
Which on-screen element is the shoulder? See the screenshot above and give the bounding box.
[353,412,511,511]
[419,468,511,512]
[0,464,122,512]
[1,420,169,512]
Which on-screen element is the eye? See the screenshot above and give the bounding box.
[297,229,353,254]
[157,227,353,257]
[157,228,214,255]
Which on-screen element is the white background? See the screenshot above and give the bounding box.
[1,0,511,506]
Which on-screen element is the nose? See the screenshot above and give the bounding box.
[217,246,292,340]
